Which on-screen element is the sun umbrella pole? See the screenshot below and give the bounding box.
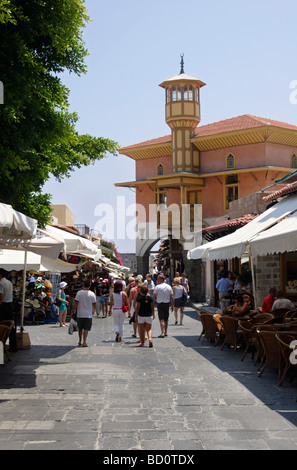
[250,253,257,309]
[21,251,27,332]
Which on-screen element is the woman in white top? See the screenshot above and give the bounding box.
[129,278,139,338]
[173,277,187,325]
[110,281,129,342]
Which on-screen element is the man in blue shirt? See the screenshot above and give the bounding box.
[216,274,230,301]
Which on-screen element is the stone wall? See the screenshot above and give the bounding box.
[254,254,281,306]
[229,192,271,219]
[136,254,150,278]
[183,252,205,302]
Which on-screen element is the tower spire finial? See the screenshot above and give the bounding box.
[180,53,184,74]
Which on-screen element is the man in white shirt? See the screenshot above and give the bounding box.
[271,289,295,312]
[74,280,96,347]
[153,274,174,338]
[0,269,17,351]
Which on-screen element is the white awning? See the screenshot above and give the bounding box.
[250,210,297,257]
[208,195,297,260]
[187,237,224,260]
[0,203,37,242]
[19,228,65,259]
[46,225,99,256]
[208,194,297,261]
[0,249,81,273]
[187,194,297,261]
[0,250,43,271]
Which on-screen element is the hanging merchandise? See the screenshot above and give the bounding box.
[67,255,81,265]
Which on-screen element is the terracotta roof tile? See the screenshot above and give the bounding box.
[202,213,258,234]
[263,181,297,202]
[119,114,297,152]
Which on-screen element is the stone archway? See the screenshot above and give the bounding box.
[136,237,162,277]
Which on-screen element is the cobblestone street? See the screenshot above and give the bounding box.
[1,306,297,450]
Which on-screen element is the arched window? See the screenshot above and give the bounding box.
[226,153,235,169]
[292,154,297,168]
[157,163,164,175]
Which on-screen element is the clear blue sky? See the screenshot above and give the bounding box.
[43,0,297,253]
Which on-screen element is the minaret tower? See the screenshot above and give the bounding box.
[159,55,206,173]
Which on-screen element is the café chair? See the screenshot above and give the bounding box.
[197,310,207,341]
[238,320,258,362]
[276,332,297,386]
[249,313,274,324]
[256,329,282,379]
[284,309,297,321]
[198,311,219,345]
[220,316,242,352]
[272,308,292,318]
[254,325,278,370]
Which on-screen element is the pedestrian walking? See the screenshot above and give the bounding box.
[73,280,96,347]
[58,281,69,327]
[144,275,155,297]
[172,277,187,325]
[153,274,174,338]
[110,280,129,342]
[69,275,82,312]
[180,272,189,295]
[129,278,139,338]
[100,279,110,318]
[134,284,154,347]
[93,276,103,317]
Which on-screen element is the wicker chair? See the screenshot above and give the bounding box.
[238,320,258,362]
[0,320,14,363]
[220,316,242,351]
[198,312,219,345]
[249,313,274,325]
[197,310,207,341]
[284,310,297,321]
[275,332,297,386]
[272,308,292,318]
[256,329,282,378]
[254,325,279,371]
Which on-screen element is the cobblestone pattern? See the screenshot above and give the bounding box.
[0,307,297,450]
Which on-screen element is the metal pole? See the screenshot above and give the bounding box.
[21,251,27,332]
[250,253,258,308]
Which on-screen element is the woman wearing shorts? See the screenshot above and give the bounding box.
[58,281,69,327]
[134,284,154,348]
[173,277,187,325]
[100,279,110,318]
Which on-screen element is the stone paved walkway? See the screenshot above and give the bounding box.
[0,306,297,450]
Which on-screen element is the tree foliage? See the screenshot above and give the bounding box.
[0,0,118,225]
